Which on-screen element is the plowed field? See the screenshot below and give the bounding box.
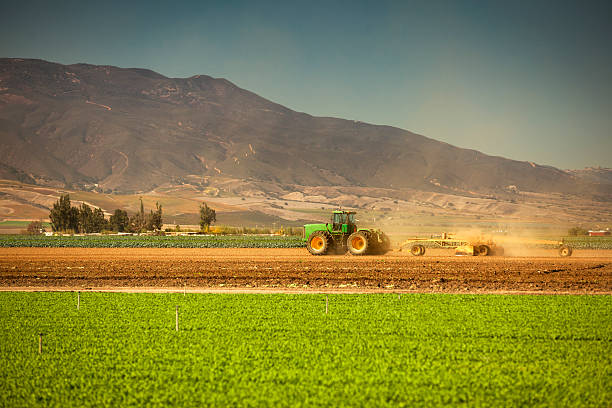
[1,248,610,294]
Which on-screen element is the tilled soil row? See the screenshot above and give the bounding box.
[1,248,610,294]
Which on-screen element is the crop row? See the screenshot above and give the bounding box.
[561,236,612,249]
[0,235,305,248]
[0,292,610,407]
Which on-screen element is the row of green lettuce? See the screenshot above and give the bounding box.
[0,234,610,249]
[561,236,612,249]
[0,292,609,407]
[0,234,305,248]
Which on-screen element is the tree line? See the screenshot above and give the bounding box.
[48,194,218,234]
[49,194,163,233]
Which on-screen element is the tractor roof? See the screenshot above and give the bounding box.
[332,210,356,214]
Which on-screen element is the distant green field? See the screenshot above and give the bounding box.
[0,221,52,228]
[562,236,612,249]
[0,293,609,407]
[0,234,304,248]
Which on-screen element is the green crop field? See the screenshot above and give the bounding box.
[1,293,610,407]
[0,234,304,248]
[562,236,612,249]
[0,221,52,230]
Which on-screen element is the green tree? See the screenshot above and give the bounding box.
[49,194,79,232]
[110,209,129,232]
[568,226,588,236]
[78,203,94,233]
[91,207,108,232]
[26,221,44,235]
[78,203,107,233]
[148,202,163,231]
[130,198,147,232]
[199,202,216,232]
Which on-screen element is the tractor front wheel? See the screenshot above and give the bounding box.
[348,232,369,255]
[307,231,330,255]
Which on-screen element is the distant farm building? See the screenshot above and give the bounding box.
[588,230,610,237]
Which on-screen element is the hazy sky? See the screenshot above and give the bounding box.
[1,0,611,169]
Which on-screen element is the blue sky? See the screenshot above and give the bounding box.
[1,0,610,169]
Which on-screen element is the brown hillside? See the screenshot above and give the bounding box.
[0,58,609,201]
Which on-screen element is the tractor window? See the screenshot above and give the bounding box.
[348,213,355,224]
[332,213,347,231]
[333,213,342,225]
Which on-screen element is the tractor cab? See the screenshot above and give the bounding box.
[331,210,356,234]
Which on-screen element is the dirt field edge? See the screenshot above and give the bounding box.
[1,286,610,296]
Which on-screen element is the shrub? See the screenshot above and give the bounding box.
[26,221,44,235]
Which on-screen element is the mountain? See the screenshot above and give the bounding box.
[567,167,612,186]
[0,58,610,203]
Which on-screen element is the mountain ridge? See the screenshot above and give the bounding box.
[0,58,610,203]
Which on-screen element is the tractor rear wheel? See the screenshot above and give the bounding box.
[348,231,369,255]
[410,244,425,256]
[559,245,573,257]
[307,231,330,255]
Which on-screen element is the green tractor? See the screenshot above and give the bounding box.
[303,210,391,255]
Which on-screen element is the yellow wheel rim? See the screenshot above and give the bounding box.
[561,248,569,256]
[311,236,324,250]
[351,237,365,250]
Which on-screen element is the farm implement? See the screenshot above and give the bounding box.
[303,210,391,255]
[399,233,573,257]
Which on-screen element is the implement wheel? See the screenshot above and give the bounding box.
[559,245,573,257]
[410,244,425,256]
[477,245,490,256]
[307,231,330,255]
[348,232,369,255]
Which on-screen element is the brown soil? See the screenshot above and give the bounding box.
[0,248,610,294]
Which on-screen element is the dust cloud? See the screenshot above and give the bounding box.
[452,225,564,257]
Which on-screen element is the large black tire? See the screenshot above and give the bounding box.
[307,231,330,255]
[477,245,490,256]
[348,231,369,255]
[558,245,573,257]
[410,244,425,256]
